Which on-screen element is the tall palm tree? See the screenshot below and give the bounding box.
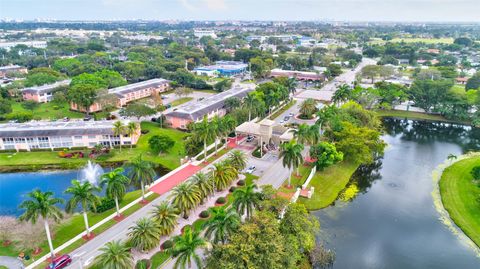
[332,84,352,106]
[286,77,298,95]
[125,155,156,201]
[227,150,247,172]
[309,124,321,145]
[210,161,238,191]
[290,124,311,145]
[193,116,215,161]
[125,121,138,149]
[19,190,63,261]
[128,217,161,252]
[112,120,125,151]
[91,240,133,269]
[280,140,304,187]
[100,168,130,217]
[220,115,237,142]
[64,180,101,238]
[202,207,240,244]
[211,115,221,155]
[168,226,207,269]
[243,94,257,121]
[232,183,261,219]
[170,182,201,218]
[299,98,317,118]
[150,201,178,236]
[190,172,214,204]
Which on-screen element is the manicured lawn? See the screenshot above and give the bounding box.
[8,101,85,121]
[375,110,452,122]
[439,156,480,247]
[170,97,193,107]
[298,161,359,210]
[0,244,17,257]
[151,251,171,269]
[0,122,187,171]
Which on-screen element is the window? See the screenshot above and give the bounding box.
[38,137,50,148]
[88,135,96,139]
[89,142,97,147]
[74,136,83,140]
[14,138,26,143]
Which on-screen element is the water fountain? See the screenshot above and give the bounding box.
[78,160,104,185]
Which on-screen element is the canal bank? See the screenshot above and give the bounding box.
[314,118,480,269]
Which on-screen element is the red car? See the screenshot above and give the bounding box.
[46,255,72,269]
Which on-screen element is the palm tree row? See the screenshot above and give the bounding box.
[112,120,139,151]
[192,115,237,161]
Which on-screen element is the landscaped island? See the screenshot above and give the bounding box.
[439,155,480,247]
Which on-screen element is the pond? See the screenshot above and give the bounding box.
[314,118,480,269]
[0,163,168,217]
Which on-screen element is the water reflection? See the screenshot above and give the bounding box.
[314,118,480,269]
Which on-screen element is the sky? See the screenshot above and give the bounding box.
[1,0,480,22]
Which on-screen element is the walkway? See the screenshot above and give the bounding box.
[150,164,202,195]
[0,256,23,269]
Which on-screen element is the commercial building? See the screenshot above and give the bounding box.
[194,29,217,39]
[165,85,254,129]
[0,65,28,77]
[0,120,140,151]
[71,78,170,113]
[269,68,325,81]
[193,61,248,77]
[22,80,71,103]
[0,40,47,51]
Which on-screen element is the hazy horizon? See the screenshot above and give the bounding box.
[1,0,480,23]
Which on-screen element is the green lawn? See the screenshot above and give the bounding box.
[298,161,359,210]
[375,110,452,123]
[0,122,187,171]
[170,97,193,107]
[9,101,85,121]
[269,100,297,120]
[151,251,171,269]
[439,156,480,247]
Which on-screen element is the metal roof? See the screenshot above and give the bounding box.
[21,80,71,94]
[165,85,254,121]
[0,120,132,138]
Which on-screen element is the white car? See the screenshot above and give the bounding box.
[245,165,256,174]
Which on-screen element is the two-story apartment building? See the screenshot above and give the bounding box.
[21,80,71,103]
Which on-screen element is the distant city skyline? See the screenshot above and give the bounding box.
[1,0,480,22]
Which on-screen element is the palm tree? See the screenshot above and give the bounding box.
[100,168,130,218]
[64,180,101,238]
[150,201,178,236]
[170,182,201,218]
[202,207,240,244]
[243,94,257,121]
[299,98,317,119]
[280,140,304,187]
[210,161,238,191]
[220,115,237,142]
[128,217,161,252]
[125,155,156,202]
[290,124,311,145]
[309,124,321,145]
[332,84,352,106]
[286,77,298,95]
[125,121,138,149]
[232,183,260,219]
[91,240,133,269]
[190,172,214,204]
[211,115,221,155]
[112,120,125,151]
[19,190,63,261]
[168,226,207,269]
[227,150,247,172]
[193,116,215,161]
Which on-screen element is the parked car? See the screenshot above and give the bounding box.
[288,112,294,117]
[280,120,285,124]
[45,255,72,269]
[283,116,290,122]
[161,95,168,99]
[245,165,256,174]
[246,135,254,142]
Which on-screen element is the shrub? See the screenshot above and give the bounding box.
[216,197,226,204]
[135,259,150,269]
[52,105,60,110]
[471,166,480,180]
[237,180,245,186]
[252,147,262,158]
[199,210,210,218]
[141,130,150,134]
[161,240,173,250]
[6,111,33,122]
[91,197,115,213]
[229,186,237,193]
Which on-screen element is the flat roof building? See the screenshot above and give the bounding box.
[71,78,170,113]
[22,79,71,103]
[0,65,28,77]
[165,85,254,129]
[193,61,248,77]
[0,120,140,151]
[270,68,325,81]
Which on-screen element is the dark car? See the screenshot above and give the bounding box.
[46,254,72,269]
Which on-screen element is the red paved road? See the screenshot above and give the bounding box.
[150,164,202,195]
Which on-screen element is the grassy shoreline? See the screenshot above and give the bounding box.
[375,109,470,125]
[0,122,186,172]
[439,156,480,248]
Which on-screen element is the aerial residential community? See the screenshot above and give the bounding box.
[0,1,480,269]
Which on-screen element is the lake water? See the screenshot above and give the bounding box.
[314,118,480,268]
[0,165,168,217]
